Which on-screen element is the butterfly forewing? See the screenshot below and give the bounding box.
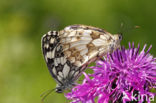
[42,31,82,86]
[42,24,121,92]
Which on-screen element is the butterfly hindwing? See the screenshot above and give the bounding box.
[59,25,111,67]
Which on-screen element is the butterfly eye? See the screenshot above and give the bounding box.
[56,88,63,93]
[118,34,122,41]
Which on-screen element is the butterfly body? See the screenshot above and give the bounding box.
[41,24,122,93]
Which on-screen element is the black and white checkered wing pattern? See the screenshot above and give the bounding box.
[42,31,61,84]
[42,31,81,87]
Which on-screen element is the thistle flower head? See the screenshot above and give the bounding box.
[65,43,156,103]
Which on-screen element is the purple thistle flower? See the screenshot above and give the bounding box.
[65,43,156,103]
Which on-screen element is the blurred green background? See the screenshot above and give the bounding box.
[0,0,156,103]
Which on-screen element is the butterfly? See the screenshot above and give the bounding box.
[41,24,122,93]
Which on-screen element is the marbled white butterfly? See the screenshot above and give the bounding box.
[41,24,122,93]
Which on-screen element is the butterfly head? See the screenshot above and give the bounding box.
[114,33,122,44]
[55,87,64,93]
[118,33,123,41]
[108,33,122,52]
[55,81,75,93]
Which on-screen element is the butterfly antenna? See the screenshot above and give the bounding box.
[40,88,56,103]
[118,22,124,35]
[119,21,140,34]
